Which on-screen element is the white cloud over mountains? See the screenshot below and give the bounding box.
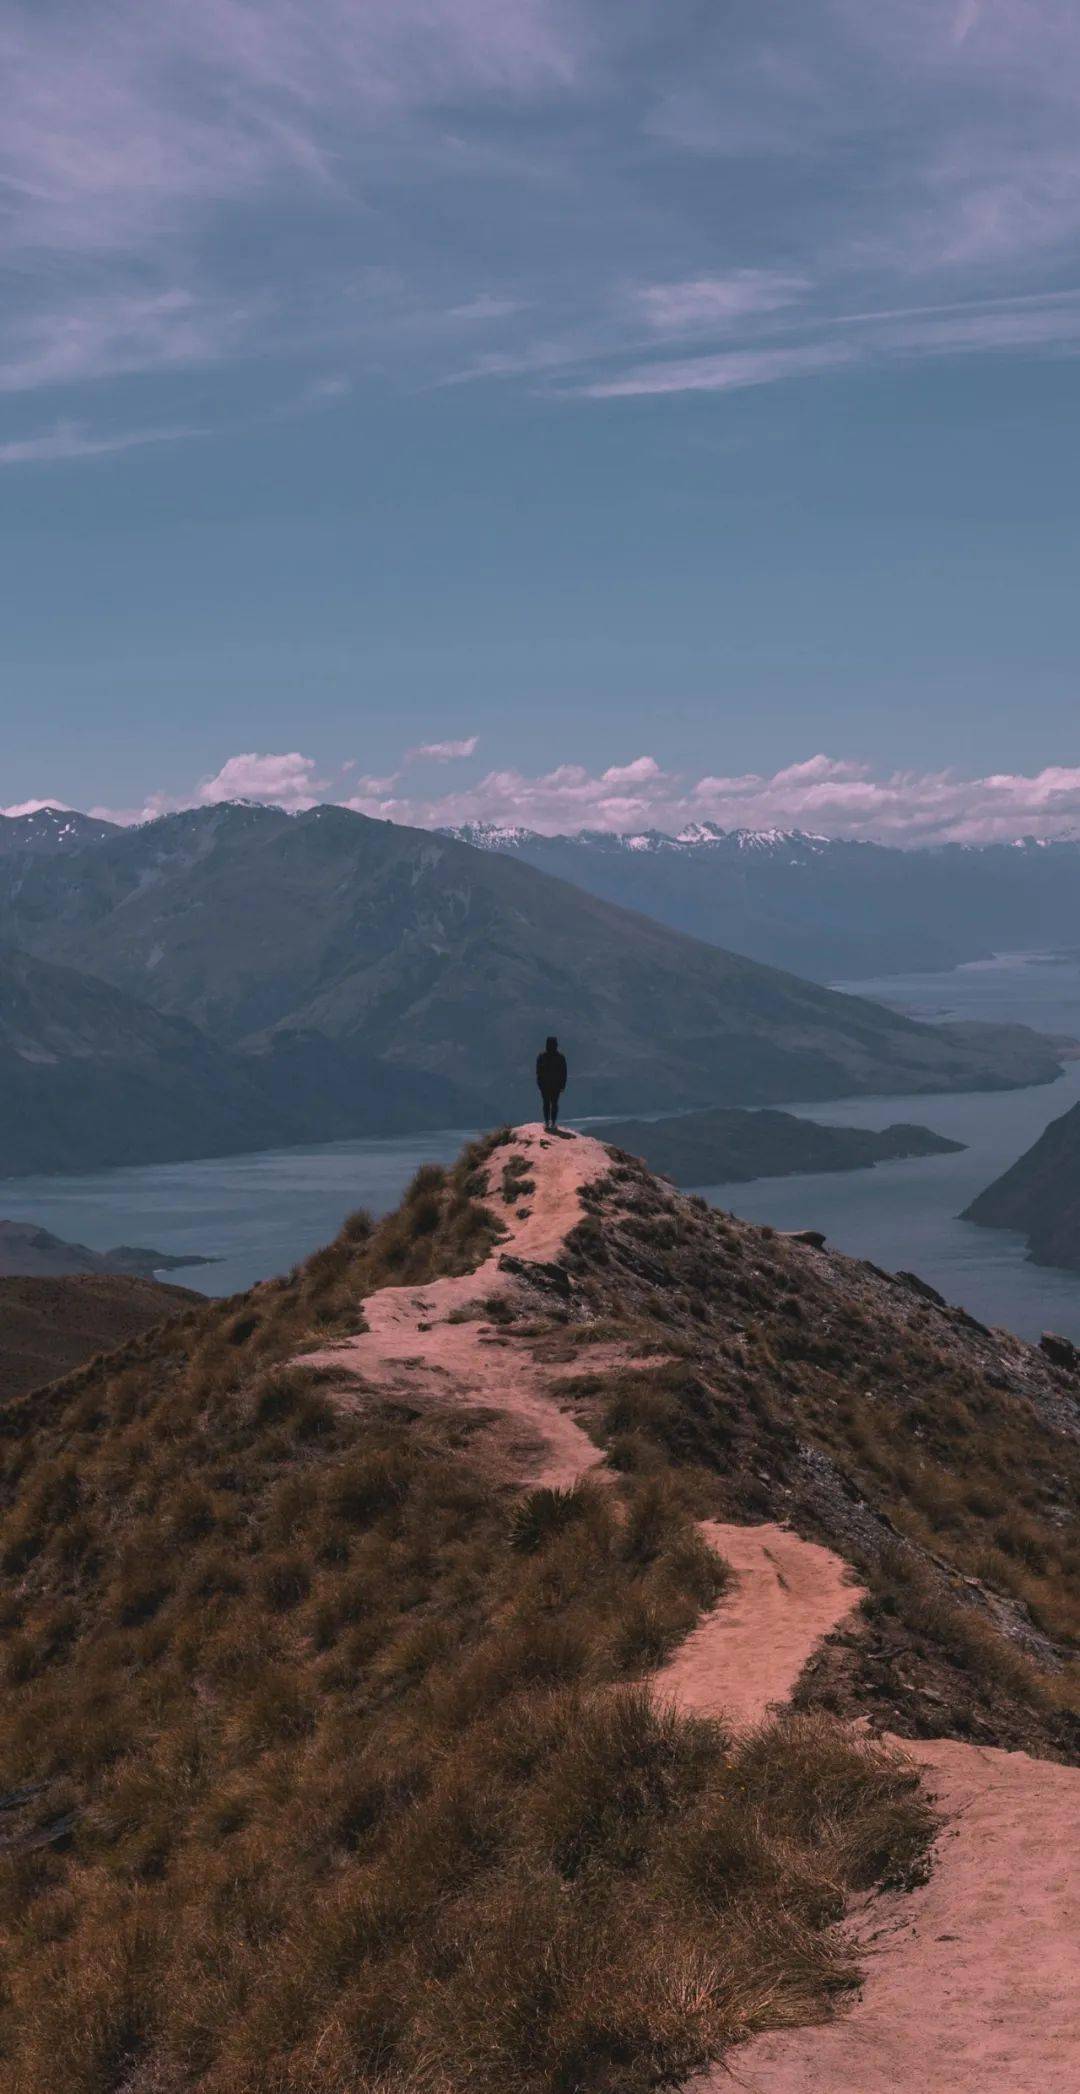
[342,751,1080,845]
[12,748,1080,848]
[197,752,329,812]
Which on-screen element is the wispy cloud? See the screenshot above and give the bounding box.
[576,285,1080,398]
[0,0,582,410]
[3,0,1080,429]
[408,735,479,762]
[0,418,202,467]
[634,272,809,333]
[0,367,354,469]
[449,295,528,323]
[581,342,857,399]
[0,287,255,396]
[0,1,583,265]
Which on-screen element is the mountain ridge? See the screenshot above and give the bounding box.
[443,818,1080,979]
[0,807,121,859]
[0,805,1064,1163]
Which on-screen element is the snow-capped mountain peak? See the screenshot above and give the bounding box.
[0,807,121,859]
[446,821,539,851]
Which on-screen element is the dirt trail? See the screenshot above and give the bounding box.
[300,1126,1080,2094]
[298,1124,612,1488]
[723,1735,1080,2094]
[655,1522,863,1732]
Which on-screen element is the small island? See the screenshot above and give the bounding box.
[0,1221,218,1282]
[600,1106,965,1187]
[962,1100,1080,1274]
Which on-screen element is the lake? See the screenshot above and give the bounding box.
[3,950,1080,1340]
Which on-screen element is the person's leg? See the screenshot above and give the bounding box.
[550,1091,559,1126]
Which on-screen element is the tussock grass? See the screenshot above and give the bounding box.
[0,1130,937,2093]
[0,1351,929,2094]
[507,1478,602,1553]
[501,1150,537,1207]
[570,1158,1080,1731]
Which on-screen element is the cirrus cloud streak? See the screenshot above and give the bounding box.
[5,0,1080,423]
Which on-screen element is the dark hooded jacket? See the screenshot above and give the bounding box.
[536,1040,567,1097]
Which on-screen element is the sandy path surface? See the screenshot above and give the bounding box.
[298,1124,613,1487]
[300,1126,1080,2094]
[655,1521,864,1731]
[671,1544,1080,2092]
[723,1736,1080,2094]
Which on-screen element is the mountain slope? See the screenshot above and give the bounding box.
[0,1128,1074,2092]
[0,802,1063,1123]
[0,945,284,1174]
[963,1099,1080,1273]
[0,1271,195,1403]
[0,945,475,1176]
[447,821,1080,981]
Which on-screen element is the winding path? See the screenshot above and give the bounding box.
[299,1125,1080,2094]
[655,1519,864,1732]
[299,1124,609,1487]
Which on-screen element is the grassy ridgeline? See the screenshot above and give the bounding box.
[0,1133,933,2094]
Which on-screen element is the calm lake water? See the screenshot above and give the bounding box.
[691,951,1080,1342]
[3,951,1080,1340]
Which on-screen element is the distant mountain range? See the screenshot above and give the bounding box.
[446,820,1080,981]
[0,802,1067,1174]
[963,1101,1080,1274]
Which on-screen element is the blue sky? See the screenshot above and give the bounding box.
[4,0,1080,842]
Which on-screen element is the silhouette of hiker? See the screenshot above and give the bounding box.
[536,1035,567,1130]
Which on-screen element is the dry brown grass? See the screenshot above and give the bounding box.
[0,1372,930,2094]
[0,1133,936,2094]
[567,1156,1080,1727]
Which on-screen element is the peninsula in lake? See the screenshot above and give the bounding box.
[599,1106,965,1187]
[963,1100,1080,1274]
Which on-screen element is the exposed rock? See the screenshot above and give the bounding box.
[1040,1331,1080,1372]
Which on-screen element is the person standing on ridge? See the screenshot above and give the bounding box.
[536,1036,568,1130]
